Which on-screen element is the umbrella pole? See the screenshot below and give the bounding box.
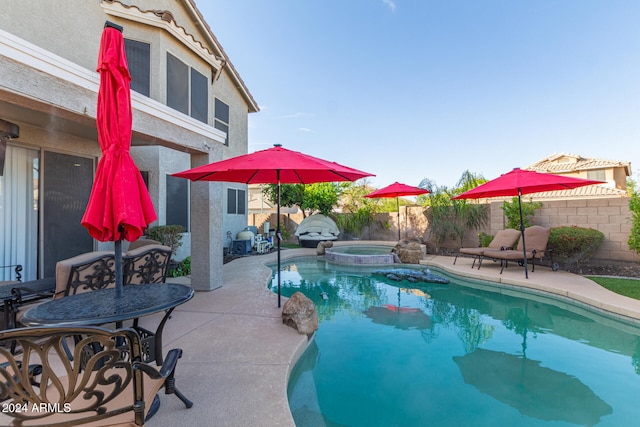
[115,235,123,298]
[518,190,529,279]
[277,171,282,307]
[396,195,401,241]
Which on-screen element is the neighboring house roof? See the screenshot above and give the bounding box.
[527,184,628,200]
[525,153,631,176]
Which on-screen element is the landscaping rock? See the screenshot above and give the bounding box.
[282,292,318,336]
[316,240,333,255]
[392,240,426,264]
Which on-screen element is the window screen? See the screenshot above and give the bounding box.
[167,53,189,115]
[215,98,230,145]
[227,188,237,214]
[124,39,150,96]
[166,175,189,230]
[190,68,208,123]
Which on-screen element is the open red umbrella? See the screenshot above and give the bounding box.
[173,144,374,306]
[81,22,156,297]
[365,182,429,240]
[453,168,603,278]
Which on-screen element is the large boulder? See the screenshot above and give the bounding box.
[282,292,318,337]
[392,240,426,264]
[316,240,333,255]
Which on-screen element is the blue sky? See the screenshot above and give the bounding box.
[197,0,640,189]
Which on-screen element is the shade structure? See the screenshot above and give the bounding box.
[453,168,603,278]
[81,22,157,298]
[173,144,374,307]
[453,349,612,424]
[365,182,429,240]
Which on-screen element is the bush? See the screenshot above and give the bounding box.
[628,193,640,255]
[169,256,191,277]
[478,232,493,247]
[548,226,605,267]
[144,225,185,257]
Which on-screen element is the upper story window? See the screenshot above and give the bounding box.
[124,39,151,96]
[167,53,208,123]
[587,169,606,181]
[214,98,229,145]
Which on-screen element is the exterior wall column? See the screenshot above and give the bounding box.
[189,151,223,291]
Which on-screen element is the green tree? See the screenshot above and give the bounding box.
[628,192,640,255]
[501,197,543,230]
[264,183,340,217]
[421,172,489,249]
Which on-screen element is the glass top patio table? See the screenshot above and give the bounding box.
[20,282,194,365]
[20,283,193,326]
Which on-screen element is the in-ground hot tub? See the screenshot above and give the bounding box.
[325,245,396,265]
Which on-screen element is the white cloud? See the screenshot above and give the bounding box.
[382,0,396,12]
[298,127,313,133]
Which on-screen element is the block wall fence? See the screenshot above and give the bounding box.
[249,196,639,264]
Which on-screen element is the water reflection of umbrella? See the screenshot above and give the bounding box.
[81,22,156,298]
[453,168,603,278]
[173,144,373,306]
[364,305,432,330]
[453,348,612,424]
[365,182,429,240]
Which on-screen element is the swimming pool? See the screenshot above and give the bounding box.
[271,258,640,426]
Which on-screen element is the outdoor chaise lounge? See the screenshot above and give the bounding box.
[454,228,521,269]
[0,325,192,426]
[482,225,552,274]
[295,214,340,248]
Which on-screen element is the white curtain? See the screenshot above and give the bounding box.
[0,145,38,281]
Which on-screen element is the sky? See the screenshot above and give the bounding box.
[196,0,640,190]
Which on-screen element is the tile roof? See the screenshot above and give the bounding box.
[525,153,631,175]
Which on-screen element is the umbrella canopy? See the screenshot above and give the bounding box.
[364,304,433,330]
[453,168,603,278]
[453,348,612,424]
[81,22,157,297]
[365,182,429,240]
[173,144,374,306]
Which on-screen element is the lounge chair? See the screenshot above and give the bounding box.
[482,225,552,274]
[0,325,192,426]
[454,229,521,269]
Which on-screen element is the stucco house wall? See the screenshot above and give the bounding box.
[0,0,258,289]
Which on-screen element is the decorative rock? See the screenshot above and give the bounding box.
[392,240,426,264]
[316,240,334,255]
[282,292,318,337]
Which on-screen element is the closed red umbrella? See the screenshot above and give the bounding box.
[82,22,156,297]
[453,168,603,278]
[365,182,429,240]
[173,144,374,306]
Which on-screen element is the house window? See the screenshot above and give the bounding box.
[166,175,189,230]
[227,188,245,215]
[587,169,606,181]
[214,98,229,146]
[124,39,151,96]
[166,53,209,123]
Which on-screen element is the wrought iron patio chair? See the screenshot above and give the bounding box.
[0,325,192,426]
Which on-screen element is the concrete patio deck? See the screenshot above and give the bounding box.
[145,242,640,427]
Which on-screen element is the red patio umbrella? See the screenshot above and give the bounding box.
[453,168,603,278]
[81,22,156,297]
[173,144,374,306]
[365,182,429,240]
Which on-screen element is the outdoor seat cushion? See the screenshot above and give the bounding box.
[484,226,551,261]
[55,251,116,298]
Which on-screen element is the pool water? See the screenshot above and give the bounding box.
[271,258,640,427]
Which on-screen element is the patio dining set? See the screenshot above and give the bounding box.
[0,242,194,425]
